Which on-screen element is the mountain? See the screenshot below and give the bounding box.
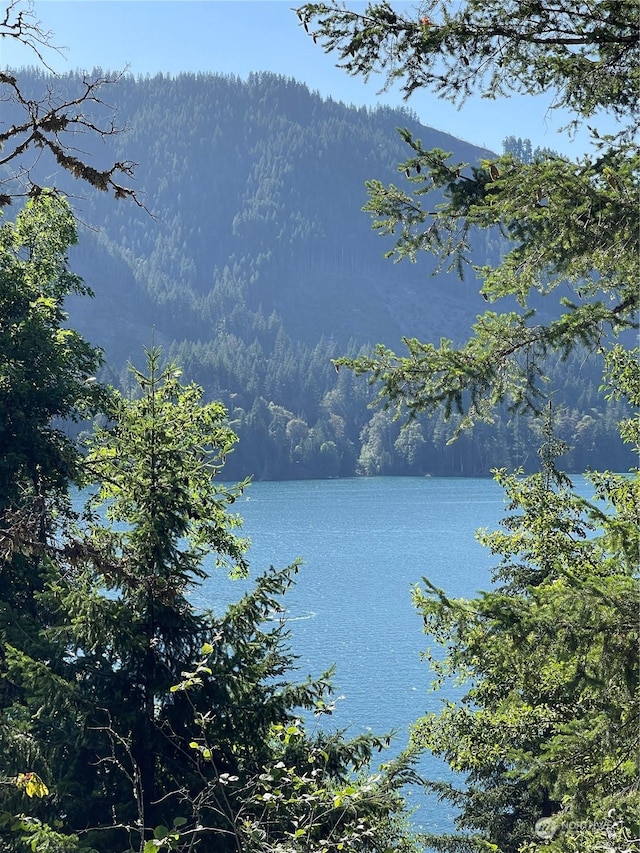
[58,71,493,355]
[8,69,634,478]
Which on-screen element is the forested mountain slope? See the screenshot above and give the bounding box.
[9,69,632,478]
[60,71,493,351]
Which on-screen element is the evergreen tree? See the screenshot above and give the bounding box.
[2,347,416,852]
[297,1,639,848]
[55,348,249,848]
[0,193,103,510]
[297,1,638,425]
[413,420,639,850]
[0,194,105,853]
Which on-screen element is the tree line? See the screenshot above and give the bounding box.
[6,65,633,479]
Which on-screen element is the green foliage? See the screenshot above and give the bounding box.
[412,463,639,851]
[0,191,105,853]
[0,193,103,508]
[519,804,639,853]
[601,344,640,448]
[171,646,420,853]
[297,1,640,850]
[502,137,557,164]
[48,349,253,847]
[0,343,415,852]
[299,2,638,430]
[336,136,638,427]
[0,194,95,784]
[0,811,90,853]
[84,346,249,581]
[296,2,638,122]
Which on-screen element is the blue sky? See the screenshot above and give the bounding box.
[1,1,618,156]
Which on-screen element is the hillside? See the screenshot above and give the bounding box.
[57,72,492,353]
[7,69,633,478]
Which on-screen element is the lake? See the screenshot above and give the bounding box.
[77,473,601,833]
[76,473,603,832]
[190,476,511,833]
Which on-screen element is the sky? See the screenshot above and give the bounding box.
[0,0,619,157]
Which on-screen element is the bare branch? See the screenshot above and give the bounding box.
[0,0,63,71]
[0,3,143,206]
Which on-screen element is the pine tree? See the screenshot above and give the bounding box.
[21,349,417,852]
[0,194,105,851]
[297,1,639,848]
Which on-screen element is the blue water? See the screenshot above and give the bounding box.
[76,474,602,834]
[189,476,510,833]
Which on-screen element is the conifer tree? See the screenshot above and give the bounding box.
[7,348,417,853]
[412,407,639,850]
[297,0,638,424]
[297,1,639,849]
[0,194,105,853]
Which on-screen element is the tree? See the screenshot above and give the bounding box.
[0,193,107,853]
[357,408,397,475]
[412,437,639,851]
[296,1,639,849]
[61,348,249,848]
[1,0,138,205]
[2,347,418,853]
[296,1,638,428]
[169,635,419,853]
[296,1,638,121]
[0,192,104,508]
[0,4,140,841]
[0,190,103,733]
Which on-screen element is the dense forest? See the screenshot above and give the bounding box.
[4,68,632,479]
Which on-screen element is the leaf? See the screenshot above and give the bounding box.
[15,773,49,799]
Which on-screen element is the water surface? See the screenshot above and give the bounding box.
[195,476,509,832]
